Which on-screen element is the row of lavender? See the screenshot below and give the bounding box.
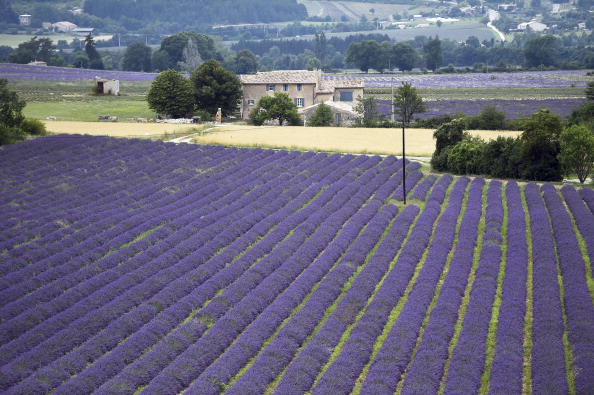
[1,135,593,394]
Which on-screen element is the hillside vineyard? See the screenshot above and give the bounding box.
[0,135,593,394]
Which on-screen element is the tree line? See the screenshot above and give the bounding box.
[233,31,594,72]
[5,29,594,73]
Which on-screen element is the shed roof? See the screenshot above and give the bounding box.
[300,101,360,115]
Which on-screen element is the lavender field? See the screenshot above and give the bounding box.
[3,62,589,88]
[1,135,593,394]
[0,62,158,83]
[327,70,592,89]
[377,98,588,120]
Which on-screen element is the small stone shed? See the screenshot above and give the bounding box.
[94,77,120,95]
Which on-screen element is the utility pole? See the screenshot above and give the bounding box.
[391,76,395,122]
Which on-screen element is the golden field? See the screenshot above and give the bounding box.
[43,121,522,157]
[43,121,198,137]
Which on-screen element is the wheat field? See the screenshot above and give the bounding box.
[42,121,522,157]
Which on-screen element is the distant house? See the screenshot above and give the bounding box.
[518,20,548,32]
[72,28,96,36]
[239,70,364,121]
[498,4,517,11]
[28,61,47,66]
[53,21,78,32]
[19,14,31,26]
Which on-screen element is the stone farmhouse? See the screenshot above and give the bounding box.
[240,70,364,125]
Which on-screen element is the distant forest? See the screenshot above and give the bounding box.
[83,0,307,31]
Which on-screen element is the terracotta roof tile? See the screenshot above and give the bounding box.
[240,70,319,84]
[240,70,364,90]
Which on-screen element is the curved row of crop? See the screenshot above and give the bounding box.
[489,181,529,393]
[443,180,503,394]
[561,185,594,278]
[524,184,569,393]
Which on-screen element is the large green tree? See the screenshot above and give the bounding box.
[157,31,222,71]
[0,78,26,145]
[558,124,594,183]
[521,108,563,181]
[523,35,559,68]
[147,69,195,118]
[346,40,382,73]
[233,49,259,74]
[354,95,383,127]
[84,34,104,70]
[393,82,426,203]
[0,78,24,128]
[0,0,18,24]
[122,42,152,72]
[423,37,443,71]
[248,92,302,126]
[190,59,242,116]
[314,32,328,65]
[9,36,55,64]
[392,42,418,72]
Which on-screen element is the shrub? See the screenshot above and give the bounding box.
[431,146,452,172]
[415,113,464,129]
[566,101,594,127]
[0,125,26,145]
[20,118,48,136]
[433,118,466,155]
[308,103,334,126]
[466,104,507,130]
[446,136,484,175]
[478,136,523,179]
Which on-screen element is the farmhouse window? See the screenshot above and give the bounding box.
[339,91,353,102]
[248,99,255,105]
[297,84,303,91]
[283,84,289,91]
[294,98,304,107]
[267,84,275,92]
